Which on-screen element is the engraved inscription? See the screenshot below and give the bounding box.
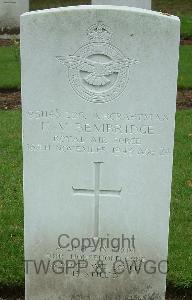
[73,162,122,237]
[56,22,139,103]
[25,110,172,157]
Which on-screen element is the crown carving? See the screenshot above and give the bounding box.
[87,23,112,43]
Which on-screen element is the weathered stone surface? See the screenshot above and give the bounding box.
[21,6,180,300]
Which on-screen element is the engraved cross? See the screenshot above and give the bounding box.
[72,162,122,237]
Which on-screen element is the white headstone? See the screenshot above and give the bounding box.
[92,0,151,9]
[0,0,29,28]
[21,6,180,300]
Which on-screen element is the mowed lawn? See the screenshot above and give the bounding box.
[168,110,192,288]
[0,110,192,287]
[0,0,192,288]
[179,46,192,89]
[0,45,192,90]
[0,46,20,90]
[0,111,23,286]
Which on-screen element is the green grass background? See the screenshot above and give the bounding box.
[0,111,23,286]
[0,110,192,287]
[168,110,192,288]
[0,46,20,90]
[0,45,192,90]
[0,1,191,91]
[0,0,192,290]
[179,46,192,89]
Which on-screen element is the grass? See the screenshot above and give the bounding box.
[0,45,192,90]
[0,0,191,290]
[0,111,23,286]
[168,110,192,288]
[178,46,192,89]
[0,109,192,288]
[0,44,20,90]
[180,16,192,40]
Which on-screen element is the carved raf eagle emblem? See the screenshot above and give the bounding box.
[56,23,139,103]
[56,55,136,87]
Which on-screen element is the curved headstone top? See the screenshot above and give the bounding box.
[21,5,178,20]
[21,5,180,300]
